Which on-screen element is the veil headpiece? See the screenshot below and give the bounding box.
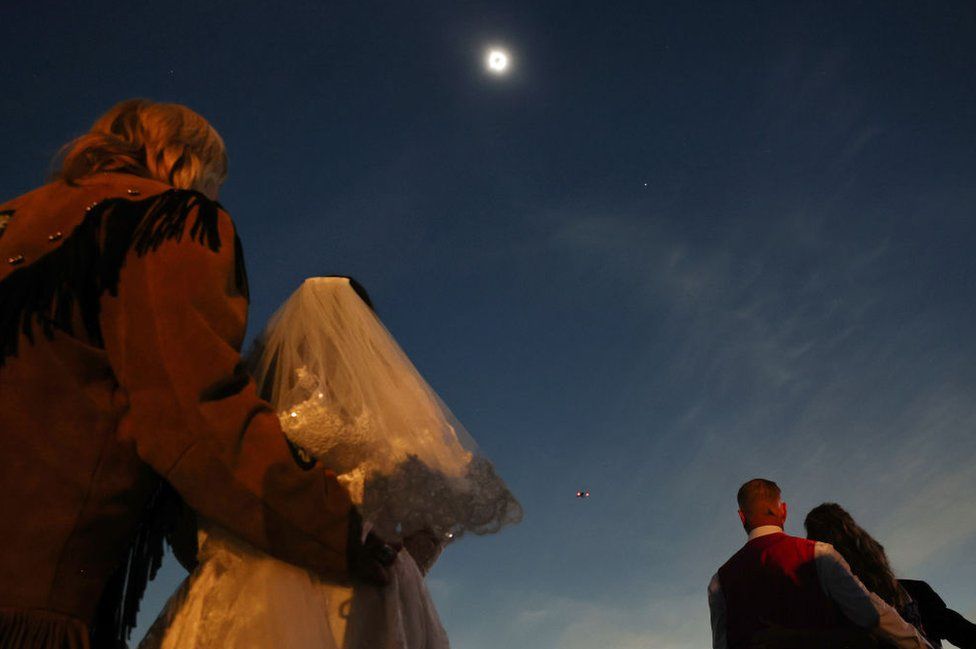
[247,277,522,542]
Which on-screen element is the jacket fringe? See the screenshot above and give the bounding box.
[0,189,248,367]
[89,480,188,649]
[0,608,90,649]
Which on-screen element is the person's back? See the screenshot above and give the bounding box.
[805,504,927,642]
[141,276,522,649]
[717,528,842,647]
[709,479,931,649]
[710,479,843,649]
[0,174,200,644]
[803,503,976,649]
[0,100,396,649]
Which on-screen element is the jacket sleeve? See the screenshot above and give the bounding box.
[99,203,353,580]
[815,544,931,649]
[708,572,728,649]
[902,579,976,647]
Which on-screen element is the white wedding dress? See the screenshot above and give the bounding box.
[139,522,448,649]
[139,277,521,649]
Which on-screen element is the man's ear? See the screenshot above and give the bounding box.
[738,510,747,526]
[781,501,788,522]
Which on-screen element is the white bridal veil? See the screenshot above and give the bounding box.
[247,277,522,543]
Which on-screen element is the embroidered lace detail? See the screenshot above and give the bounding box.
[278,368,375,475]
[278,368,522,542]
[361,454,523,542]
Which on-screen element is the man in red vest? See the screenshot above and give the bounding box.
[708,479,930,649]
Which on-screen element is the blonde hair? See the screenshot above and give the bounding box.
[53,99,228,194]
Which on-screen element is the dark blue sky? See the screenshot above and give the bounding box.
[3,2,975,646]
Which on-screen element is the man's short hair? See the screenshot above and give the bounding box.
[737,478,781,513]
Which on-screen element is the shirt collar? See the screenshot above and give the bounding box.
[747,525,784,540]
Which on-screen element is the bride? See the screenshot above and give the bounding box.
[140,276,522,649]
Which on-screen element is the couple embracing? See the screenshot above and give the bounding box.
[710,479,939,649]
[0,100,522,649]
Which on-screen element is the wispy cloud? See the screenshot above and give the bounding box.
[537,193,976,639]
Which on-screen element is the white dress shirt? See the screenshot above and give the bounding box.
[707,526,931,649]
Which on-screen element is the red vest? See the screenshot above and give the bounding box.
[717,532,842,649]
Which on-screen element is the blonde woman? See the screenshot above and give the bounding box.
[0,100,390,649]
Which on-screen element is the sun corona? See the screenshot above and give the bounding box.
[485,48,510,74]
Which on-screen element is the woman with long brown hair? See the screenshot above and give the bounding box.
[804,504,925,642]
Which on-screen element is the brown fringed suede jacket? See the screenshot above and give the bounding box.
[0,173,354,648]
